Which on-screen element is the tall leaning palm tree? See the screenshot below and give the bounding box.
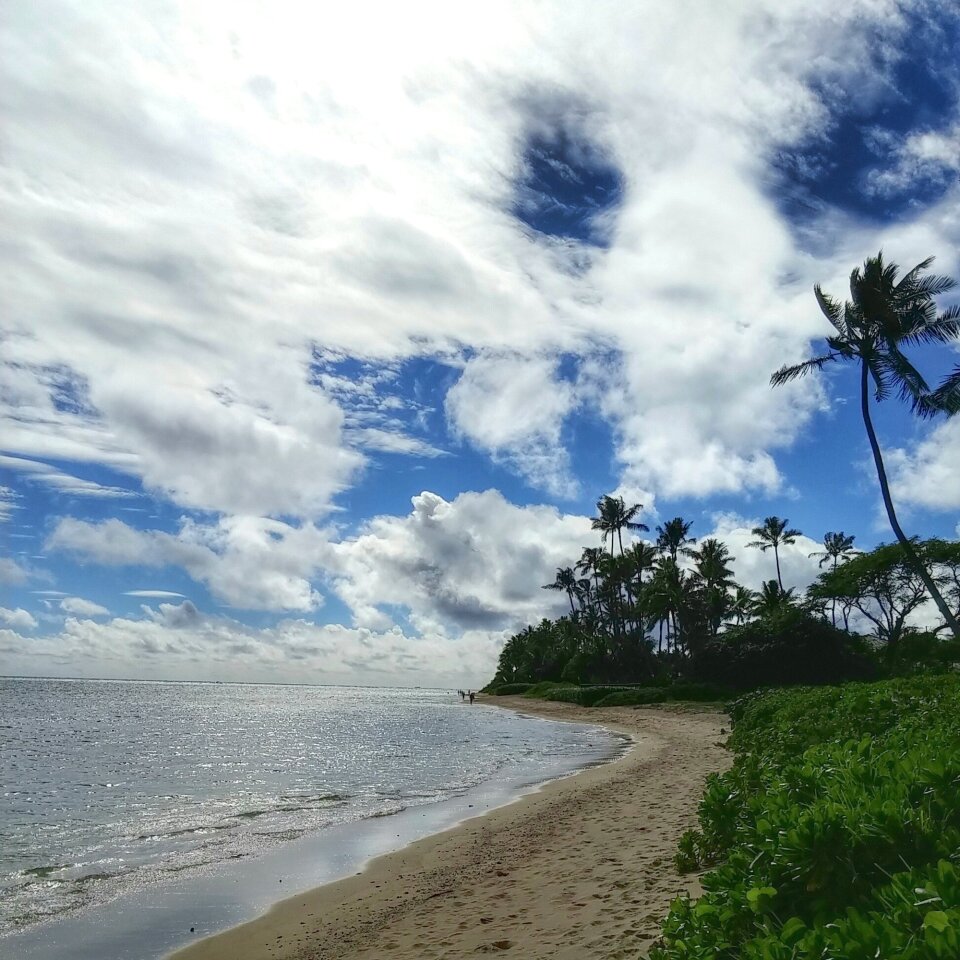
[747,516,801,591]
[771,252,960,638]
[591,495,649,557]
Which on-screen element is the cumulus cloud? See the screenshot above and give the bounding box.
[866,115,960,197]
[328,489,596,632]
[0,602,502,687]
[60,597,110,617]
[0,557,31,585]
[446,354,578,497]
[0,606,38,630]
[888,418,960,512]
[47,516,332,612]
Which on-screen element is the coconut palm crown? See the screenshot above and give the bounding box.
[591,495,648,556]
[747,516,802,591]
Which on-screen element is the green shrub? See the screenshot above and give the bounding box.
[653,675,960,960]
[593,688,669,707]
[543,686,586,704]
[542,685,634,706]
[696,608,877,690]
[522,680,576,698]
[578,686,634,706]
[491,682,534,695]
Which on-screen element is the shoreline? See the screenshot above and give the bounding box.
[171,698,729,960]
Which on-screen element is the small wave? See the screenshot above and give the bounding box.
[74,872,114,885]
[22,865,70,880]
[136,823,233,841]
[278,792,348,804]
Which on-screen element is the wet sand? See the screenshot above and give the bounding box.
[171,698,729,960]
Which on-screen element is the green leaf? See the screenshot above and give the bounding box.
[780,917,806,945]
[924,911,951,933]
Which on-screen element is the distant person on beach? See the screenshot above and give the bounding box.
[469,691,475,704]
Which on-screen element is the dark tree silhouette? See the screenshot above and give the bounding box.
[655,517,696,563]
[542,566,579,616]
[591,494,648,556]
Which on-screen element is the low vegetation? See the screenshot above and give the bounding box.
[652,676,960,959]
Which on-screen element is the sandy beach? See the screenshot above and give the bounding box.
[171,698,729,960]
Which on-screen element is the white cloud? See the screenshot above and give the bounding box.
[0,602,501,687]
[1,0,946,524]
[60,597,110,617]
[0,557,31,585]
[888,418,960,512]
[866,115,960,197]
[47,516,332,612]
[0,454,134,500]
[0,606,38,630]
[0,485,21,522]
[123,590,187,598]
[445,354,578,497]
[328,489,595,632]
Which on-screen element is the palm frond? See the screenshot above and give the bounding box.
[868,358,893,403]
[896,256,935,289]
[814,285,847,335]
[770,354,837,386]
[897,271,956,300]
[927,364,960,416]
[899,306,960,347]
[881,348,931,403]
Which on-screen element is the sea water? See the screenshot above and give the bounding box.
[0,678,622,959]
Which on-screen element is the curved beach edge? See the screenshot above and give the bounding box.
[170,699,729,960]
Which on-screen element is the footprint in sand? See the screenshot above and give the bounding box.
[475,940,514,952]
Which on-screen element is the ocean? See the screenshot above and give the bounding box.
[0,678,622,960]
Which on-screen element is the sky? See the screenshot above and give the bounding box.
[2,0,959,687]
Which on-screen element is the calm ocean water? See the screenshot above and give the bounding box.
[1,678,618,949]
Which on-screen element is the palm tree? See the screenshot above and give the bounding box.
[691,538,737,635]
[591,495,648,556]
[542,566,579,617]
[655,517,696,563]
[809,532,857,570]
[771,252,960,638]
[751,579,797,618]
[576,547,606,615]
[747,516,801,590]
[729,585,757,626]
[648,556,686,654]
[809,532,857,625]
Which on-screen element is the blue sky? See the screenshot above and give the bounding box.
[2,0,959,685]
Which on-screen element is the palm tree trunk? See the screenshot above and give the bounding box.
[773,545,783,590]
[831,556,837,627]
[860,360,960,639]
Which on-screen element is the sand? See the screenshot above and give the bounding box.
[171,698,730,960]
